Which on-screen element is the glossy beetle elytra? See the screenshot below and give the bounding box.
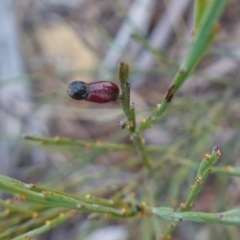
[67,81,119,103]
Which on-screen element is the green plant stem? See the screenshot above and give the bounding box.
[131,133,152,169]
[194,0,207,30]
[118,63,152,169]
[138,0,228,132]
[211,166,240,177]
[156,146,222,237]
[0,175,137,218]
[0,199,34,215]
[24,134,167,154]
[0,209,68,240]
[1,174,123,208]
[165,157,240,179]
[183,146,222,211]
[24,135,132,152]
[118,63,134,131]
[0,214,31,232]
[11,210,75,240]
[152,208,240,226]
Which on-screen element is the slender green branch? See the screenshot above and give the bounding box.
[0,174,137,218]
[138,0,228,132]
[211,166,240,177]
[183,146,222,211]
[0,199,34,215]
[158,146,222,237]
[24,135,133,152]
[11,210,75,240]
[162,157,240,179]
[118,63,152,168]
[118,62,134,131]
[152,208,240,226]
[131,133,152,169]
[0,209,68,240]
[194,0,208,30]
[153,146,221,238]
[0,175,124,208]
[24,135,167,154]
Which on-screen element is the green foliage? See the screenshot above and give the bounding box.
[1,1,239,239]
[153,208,240,226]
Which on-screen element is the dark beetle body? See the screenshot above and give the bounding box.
[87,81,119,103]
[67,81,119,103]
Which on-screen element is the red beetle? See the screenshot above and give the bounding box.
[67,81,119,103]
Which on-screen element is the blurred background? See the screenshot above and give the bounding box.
[0,0,240,239]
